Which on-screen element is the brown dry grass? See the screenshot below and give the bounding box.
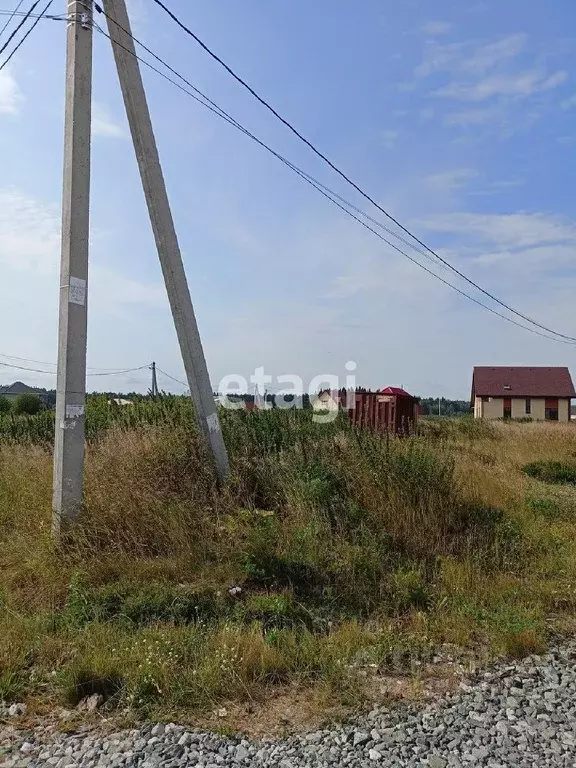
[1,417,576,725]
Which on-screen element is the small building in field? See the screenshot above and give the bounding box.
[0,381,53,406]
[311,387,419,433]
[471,367,575,421]
[311,390,340,413]
[347,387,419,434]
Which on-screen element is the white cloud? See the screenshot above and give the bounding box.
[0,190,59,272]
[421,21,452,37]
[415,34,527,79]
[381,129,399,149]
[444,105,503,125]
[421,211,576,247]
[92,103,126,139]
[468,178,524,196]
[561,94,576,110]
[423,169,477,192]
[460,34,527,75]
[0,188,170,390]
[0,69,21,115]
[413,33,567,137]
[434,69,567,102]
[0,189,165,307]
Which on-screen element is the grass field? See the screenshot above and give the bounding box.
[1,402,576,726]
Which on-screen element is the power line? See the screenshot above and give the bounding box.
[0,8,64,19]
[0,351,151,372]
[0,360,55,375]
[0,360,150,377]
[150,0,576,344]
[92,21,576,345]
[0,0,51,70]
[87,365,150,377]
[0,0,25,39]
[91,7,440,273]
[0,0,39,57]
[155,367,188,388]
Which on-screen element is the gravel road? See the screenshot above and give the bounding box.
[3,643,576,767]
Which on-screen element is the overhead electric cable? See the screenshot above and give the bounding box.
[0,0,40,57]
[92,20,576,345]
[0,0,51,70]
[0,0,25,39]
[149,0,576,343]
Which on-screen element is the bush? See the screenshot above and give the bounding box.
[523,460,576,485]
[13,393,42,415]
[0,397,11,414]
[526,498,566,520]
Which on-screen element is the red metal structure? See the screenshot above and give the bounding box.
[335,387,419,434]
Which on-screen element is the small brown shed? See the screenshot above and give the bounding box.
[337,387,419,434]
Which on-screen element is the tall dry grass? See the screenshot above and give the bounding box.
[1,414,576,718]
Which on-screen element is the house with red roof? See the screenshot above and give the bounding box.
[471,367,575,422]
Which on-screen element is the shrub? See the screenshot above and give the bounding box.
[526,498,567,520]
[0,397,11,414]
[523,460,576,485]
[13,393,42,416]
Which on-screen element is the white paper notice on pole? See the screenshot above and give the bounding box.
[66,404,85,419]
[69,277,87,306]
[207,412,220,433]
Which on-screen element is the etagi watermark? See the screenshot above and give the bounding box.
[217,361,358,423]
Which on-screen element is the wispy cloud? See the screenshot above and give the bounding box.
[423,168,477,193]
[561,94,576,110]
[0,190,59,272]
[421,21,452,37]
[92,103,126,139]
[0,188,165,307]
[468,178,524,196]
[460,34,527,75]
[444,104,502,125]
[0,69,21,115]
[435,69,567,102]
[420,211,576,257]
[381,129,399,149]
[415,34,527,79]
[412,32,568,135]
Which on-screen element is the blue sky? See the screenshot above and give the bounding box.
[0,0,575,398]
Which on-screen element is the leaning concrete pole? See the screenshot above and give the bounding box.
[53,0,93,538]
[102,0,229,481]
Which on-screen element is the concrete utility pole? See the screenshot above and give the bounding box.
[150,361,159,398]
[102,0,229,481]
[53,0,93,538]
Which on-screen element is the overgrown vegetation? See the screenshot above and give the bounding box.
[0,406,575,723]
[523,459,576,485]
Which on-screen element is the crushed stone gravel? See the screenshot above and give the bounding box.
[3,643,576,767]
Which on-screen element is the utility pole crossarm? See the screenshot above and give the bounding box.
[102,0,229,481]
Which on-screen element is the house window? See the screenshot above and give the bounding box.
[545,398,558,421]
[482,396,489,403]
[503,398,512,419]
[526,398,531,415]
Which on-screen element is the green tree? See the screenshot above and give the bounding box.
[13,394,42,415]
[0,396,11,414]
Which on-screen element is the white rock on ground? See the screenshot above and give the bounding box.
[2,643,576,767]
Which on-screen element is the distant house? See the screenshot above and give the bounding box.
[312,387,419,433]
[471,367,575,421]
[311,390,340,413]
[108,398,133,406]
[0,381,53,405]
